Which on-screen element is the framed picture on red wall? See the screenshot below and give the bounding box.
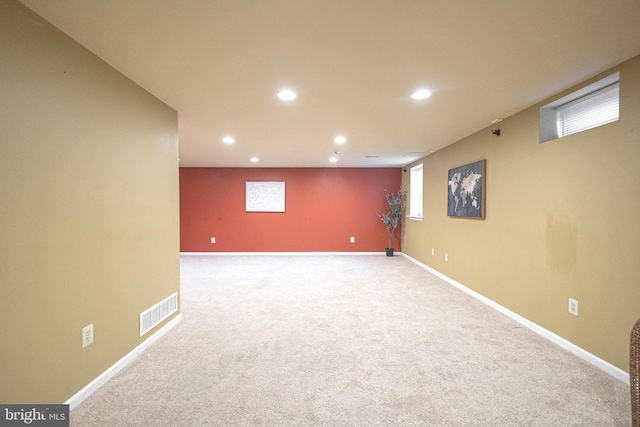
[246,181,286,212]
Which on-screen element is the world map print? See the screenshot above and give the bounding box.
[447,160,485,218]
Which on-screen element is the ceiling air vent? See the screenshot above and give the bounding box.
[364,155,380,158]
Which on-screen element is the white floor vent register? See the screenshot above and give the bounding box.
[139,292,178,337]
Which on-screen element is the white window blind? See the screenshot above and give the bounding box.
[556,82,619,138]
[539,72,619,143]
[409,164,423,218]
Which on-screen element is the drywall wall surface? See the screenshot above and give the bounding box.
[0,0,180,403]
[180,168,402,252]
[403,54,640,372]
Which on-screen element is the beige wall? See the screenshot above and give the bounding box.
[403,54,640,373]
[0,1,180,403]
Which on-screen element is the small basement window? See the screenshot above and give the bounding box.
[539,72,619,143]
[409,163,423,219]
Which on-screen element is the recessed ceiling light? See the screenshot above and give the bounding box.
[334,136,347,144]
[329,157,338,163]
[277,89,297,101]
[250,157,260,163]
[411,89,432,100]
[222,136,235,144]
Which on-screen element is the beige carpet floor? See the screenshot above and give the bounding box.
[70,255,631,426]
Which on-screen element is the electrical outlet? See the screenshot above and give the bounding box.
[431,248,435,256]
[350,237,355,243]
[82,324,94,348]
[445,253,448,262]
[568,298,579,316]
[211,237,216,244]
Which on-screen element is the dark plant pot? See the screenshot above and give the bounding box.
[385,248,395,257]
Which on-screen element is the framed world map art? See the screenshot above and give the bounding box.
[447,159,485,219]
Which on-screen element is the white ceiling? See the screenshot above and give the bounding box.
[20,0,640,168]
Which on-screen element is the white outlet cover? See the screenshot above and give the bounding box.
[445,254,448,262]
[568,298,579,316]
[82,324,94,348]
[211,237,216,244]
[350,237,355,243]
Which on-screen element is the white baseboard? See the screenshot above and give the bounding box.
[180,251,401,256]
[400,253,630,385]
[65,313,183,410]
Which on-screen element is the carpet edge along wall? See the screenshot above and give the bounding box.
[179,168,402,252]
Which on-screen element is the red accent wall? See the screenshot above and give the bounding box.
[179,168,402,252]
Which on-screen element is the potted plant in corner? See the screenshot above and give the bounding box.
[378,187,407,256]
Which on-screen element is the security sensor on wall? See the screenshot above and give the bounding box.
[491,118,503,137]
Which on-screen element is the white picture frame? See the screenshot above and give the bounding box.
[245,181,286,212]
